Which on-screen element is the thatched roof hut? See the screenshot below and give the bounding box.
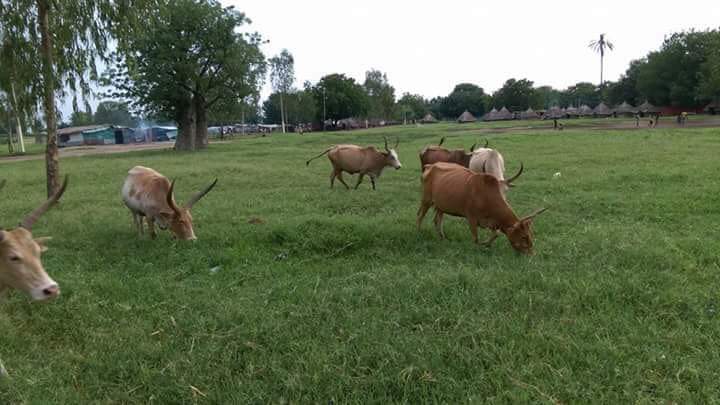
[457,110,477,123]
[520,107,538,120]
[578,105,593,116]
[565,106,579,116]
[546,106,564,119]
[613,101,637,115]
[495,107,513,120]
[421,113,438,123]
[638,101,661,113]
[483,107,498,121]
[593,102,612,116]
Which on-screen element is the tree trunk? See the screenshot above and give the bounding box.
[600,54,604,87]
[175,102,196,151]
[10,82,26,153]
[280,92,286,133]
[38,0,60,197]
[194,95,208,150]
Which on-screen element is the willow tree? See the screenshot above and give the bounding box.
[109,0,266,151]
[0,0,150,196]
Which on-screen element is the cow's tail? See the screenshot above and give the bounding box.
[306,147,333,166]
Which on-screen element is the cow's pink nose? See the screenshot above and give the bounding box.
[43,285,60,297]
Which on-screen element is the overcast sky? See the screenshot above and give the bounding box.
[224,0,720,99]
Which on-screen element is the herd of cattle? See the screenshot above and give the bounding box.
[0,135,546,306]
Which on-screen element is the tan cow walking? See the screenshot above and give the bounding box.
[0,176,67,300]
[306,137,402,190]
[121,166,217,240]
[417,163,546,254]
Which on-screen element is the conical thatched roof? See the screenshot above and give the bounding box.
[546,106,564,119]
[457,110,477,123]
[495,106,513,120]
[578,105,593,115]
[520,107,538,120]
[565,106,579,116]
[593,102,612,115]
[613,101,637,114]
[421,113,437,123]
[638,101,661,113]
[483,107,498,121]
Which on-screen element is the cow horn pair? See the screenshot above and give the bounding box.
[383,136,399,151]
[18,176,69,230]
[166,179,218,214]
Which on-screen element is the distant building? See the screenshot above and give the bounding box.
[58,125,135,147]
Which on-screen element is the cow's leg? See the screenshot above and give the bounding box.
[147,217,158,239]
[330,169,337,188]
[336,171,350,190]
[466,216,479,244]
[416,201,432,230]
[481,230,500,247]
[354,173,365,189]
[433,210,446,239]
[369,175,377,190]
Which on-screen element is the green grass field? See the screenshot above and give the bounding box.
[2,123,720,403]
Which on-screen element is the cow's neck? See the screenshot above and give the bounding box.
[493,203,520,233]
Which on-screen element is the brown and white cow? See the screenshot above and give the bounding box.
[121,166,217,240]
[306,137,402,190]
[468,147,523,195]
[0,176,68,301]
[418,137,484,171]
[417,163,546,254]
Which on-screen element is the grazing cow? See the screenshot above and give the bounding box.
[0,176,68,301]
[417,163,546,254]
[305,137,402,190]
[121,166,217,240]
[418,137,485,171]
[468,147,523,195]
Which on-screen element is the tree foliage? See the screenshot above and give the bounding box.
[109,0,266,150]
[262,90,316,125]
[363,69,396,120]
[491,78,538,110]
[311,74,369,123]
[396,93,427,121]
[93,100,137,126]
[269,49,294,132]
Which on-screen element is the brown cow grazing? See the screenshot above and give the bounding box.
[0,176,68,301]
[121,166,217,240]
[305,137,402,190]
[417,163,546,254]
[468,147,523,196]
[418,138,486,171]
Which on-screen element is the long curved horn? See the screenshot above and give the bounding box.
[506,162,524,184]
[470,142,477,152]
[185,179,218,209]
[394,137,399,149]
[484,138,489,148]
[383,136,389,151]
[438,137,445,146]
[19,175,68,230]
[166,180,181,215]
[520,207,548,222]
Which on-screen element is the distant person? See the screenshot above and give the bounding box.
[553,118,558,129]
[653,113,660,127]
[648,119,654,127]
[635,113,640,127]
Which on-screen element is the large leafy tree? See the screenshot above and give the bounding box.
[439,83,488,118]
[491,78,538,110]
[603,59,643,106]
[269,49,294,133]
[0,0,147,195]
[363,69,396,120]
[110,0,266,151]
[311,74,369,124]
[396,93,427,122]
[263,89,316,125]
[559,82,601,107]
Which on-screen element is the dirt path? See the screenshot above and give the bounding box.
[0,142,177,164]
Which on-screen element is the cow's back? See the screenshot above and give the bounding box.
[469,148,505,179]
[420,146,451,166]
[122,166,171,216]
[329,145,375,173]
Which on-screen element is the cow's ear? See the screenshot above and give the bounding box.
[35,236,52,252]
[159,211,174,220]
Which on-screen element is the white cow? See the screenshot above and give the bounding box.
[469,148,523,195]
